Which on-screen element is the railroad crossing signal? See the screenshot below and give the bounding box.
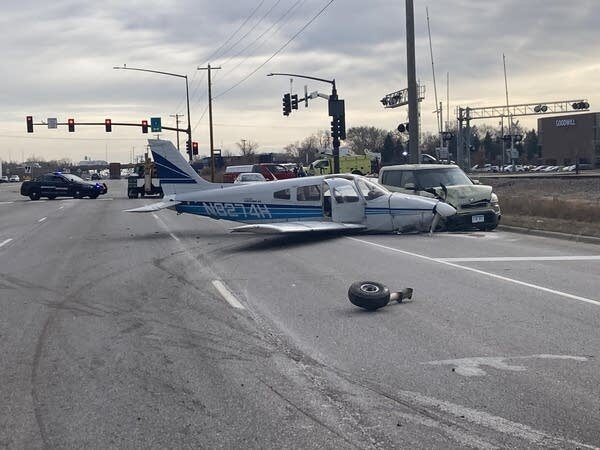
[150,117,162,132]
[397,123,409,133]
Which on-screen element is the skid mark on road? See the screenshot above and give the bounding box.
[348,237,600,307]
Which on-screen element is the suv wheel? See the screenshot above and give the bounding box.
[29,190,41,201]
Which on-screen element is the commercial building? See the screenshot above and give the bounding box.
[538,112,600,167]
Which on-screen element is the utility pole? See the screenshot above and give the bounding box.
[198,64,222,182]
[406,0,420,164]
[170,113,183,151]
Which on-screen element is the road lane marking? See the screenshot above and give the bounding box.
[439,255,600,262]
[151,213,246,311]
[0,201,14,205]
[38,217,47,223]
[347,237,600,307]
[212,280,245,309]
[0,238,13,248]
[152,213,179,241]
[424,354,588,377]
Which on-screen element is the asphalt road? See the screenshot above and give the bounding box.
[1,179,599,449]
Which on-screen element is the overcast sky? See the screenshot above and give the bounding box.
[1,0,598,163]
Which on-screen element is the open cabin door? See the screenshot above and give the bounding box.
[323,178,365,224]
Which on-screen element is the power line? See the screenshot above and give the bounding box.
[214,0,335,100]
[218,0,305,80]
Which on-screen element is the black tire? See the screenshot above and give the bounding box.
[29,190,41,201]
[127,189,138,199]
[47,195,57,200]
[89,193,99,199]
[73,190,83,199]
[348,281,390,310]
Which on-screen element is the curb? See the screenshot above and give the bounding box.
[499,224,600,245]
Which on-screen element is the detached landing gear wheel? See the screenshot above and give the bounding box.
[29,190,41,201]
[348,281,390,310]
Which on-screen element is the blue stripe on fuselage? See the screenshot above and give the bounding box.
[176,202,322,221]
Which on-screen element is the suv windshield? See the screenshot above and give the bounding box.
[62,174,86,183]
[415,167,472,189]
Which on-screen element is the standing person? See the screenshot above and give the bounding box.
[298,164,306,177]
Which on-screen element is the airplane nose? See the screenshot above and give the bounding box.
[434,201,456,217]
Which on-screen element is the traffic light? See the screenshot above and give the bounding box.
[397,123,409,133]
[338,114,346,140]
[282,93,291,116]
[105,118,112,132]
[68,118,75,132]
[192,142,198,156]
[26,116,33,133]
[141,120,148,134]
[186,140,191,157]
[572,101,589,110]
[330,115,346,140]
[291,94,299,110]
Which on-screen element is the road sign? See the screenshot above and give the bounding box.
[47,118,57,129]
[150,117,162,132]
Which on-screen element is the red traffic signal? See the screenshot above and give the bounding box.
[68,118,75,132]
[26,116,34,133]
[141,120,148,134]
[192,142,198,155]
[105,118,112,132]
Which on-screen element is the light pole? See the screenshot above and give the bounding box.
[113,65,192,162]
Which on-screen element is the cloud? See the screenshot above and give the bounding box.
[0,0,598,162]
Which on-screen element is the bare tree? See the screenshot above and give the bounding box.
[236,139,259,158]
[345,126,388,154]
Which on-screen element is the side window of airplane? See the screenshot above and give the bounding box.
[273,188,291,200]
[296,185,321,201]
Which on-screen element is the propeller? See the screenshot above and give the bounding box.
[429,201,456,235]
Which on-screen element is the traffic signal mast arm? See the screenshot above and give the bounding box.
[26,119,186,133]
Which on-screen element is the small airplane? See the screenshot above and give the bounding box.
[125,139,457,234]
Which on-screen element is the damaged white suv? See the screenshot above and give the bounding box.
[378,164,501,231]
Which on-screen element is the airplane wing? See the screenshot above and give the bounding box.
[124,201,180,213]
[230,221,367,234]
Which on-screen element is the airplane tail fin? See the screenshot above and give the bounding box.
[148,139,213,195]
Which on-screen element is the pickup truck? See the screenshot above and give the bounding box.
[20,172,108,200]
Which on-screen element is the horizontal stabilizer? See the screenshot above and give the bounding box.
[124,201,180,213]
[231,221,366,234]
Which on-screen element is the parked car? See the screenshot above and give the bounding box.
[378,164,501,231]
[0,176,9,183]
[234,172,267,184]
[9,175,20,182]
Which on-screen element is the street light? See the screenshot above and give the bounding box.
[113,65,192,162]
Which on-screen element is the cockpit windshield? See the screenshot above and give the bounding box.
[355,178,388,201]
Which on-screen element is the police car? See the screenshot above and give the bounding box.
[20,172,108,200]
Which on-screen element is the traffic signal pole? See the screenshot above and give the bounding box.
[268,72,345,173]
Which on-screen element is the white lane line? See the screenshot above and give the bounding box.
[0,238,13,248]
[150,213,245,310]
[0,201,14,205]
[152,213,179,241]
[347,237,600,307]
[439,255,600,262]
[212,280,245,309]
[38,217,47,223]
